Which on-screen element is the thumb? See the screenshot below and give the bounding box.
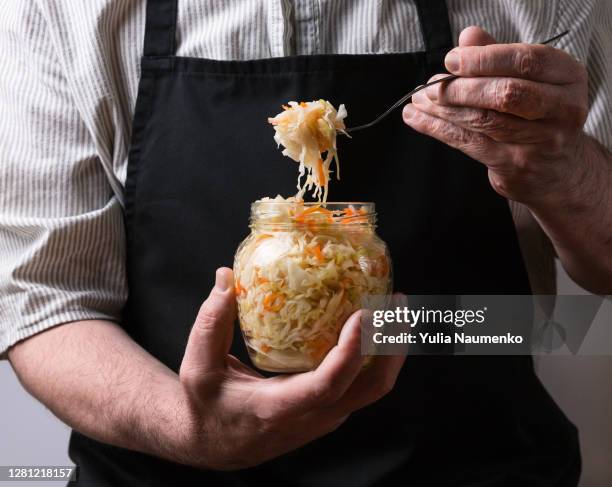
[458,25,498,47]
[181,268,236,377]
[445,26,498,74]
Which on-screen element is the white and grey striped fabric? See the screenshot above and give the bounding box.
[1,0,611,356]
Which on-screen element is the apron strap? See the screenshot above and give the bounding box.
[413,0,454,67]
[143,0,178,57]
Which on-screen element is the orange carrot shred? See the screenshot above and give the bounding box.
[256,233,273,242]
[235,279,247,296]
[316,158,326,186]
[306,244,325,263]
[263,292,284,312]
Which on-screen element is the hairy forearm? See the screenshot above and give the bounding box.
[528,133,612,294]
[8,320,190,463]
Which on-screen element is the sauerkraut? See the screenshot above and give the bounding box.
[234,197,391,372]
[268,100,348,202]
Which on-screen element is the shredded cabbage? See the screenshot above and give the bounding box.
[268,100,348,202]
[234,197,390,372]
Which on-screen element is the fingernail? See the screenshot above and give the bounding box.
[215,268,231,291]
[403,104,416,120]
[445,50,460,72]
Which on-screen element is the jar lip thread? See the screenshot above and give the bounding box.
[250,200,377,228]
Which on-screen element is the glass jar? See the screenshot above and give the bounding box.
[234,199,392,373]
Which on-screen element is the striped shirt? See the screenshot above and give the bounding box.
[1,0,611,356]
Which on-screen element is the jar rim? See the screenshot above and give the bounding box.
[250,200,377,228]
[252,201,373,205]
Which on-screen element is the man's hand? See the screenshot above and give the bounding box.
[403,26,589,204]
[176,267,405,470]
[9,268,405,471]
[403,26,612,293]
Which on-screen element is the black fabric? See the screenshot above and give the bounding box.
[414,0,454,66]
[68,0,581,485]
[143,0,177,57]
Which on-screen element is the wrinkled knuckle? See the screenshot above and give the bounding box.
[476,49,488,74]
[516,48,544,79]
[420,114,438,133]
[432,119,448,135]
[496,79,526,113]
[470,109,498,131]
[454,126,473,146]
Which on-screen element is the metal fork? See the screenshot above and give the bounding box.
[345,30,570,134]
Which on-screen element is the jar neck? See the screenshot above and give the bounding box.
[249,200,377,230]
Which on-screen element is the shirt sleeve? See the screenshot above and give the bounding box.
[583,1,612,152]
[558,0,612,152]
[0,1,127,358]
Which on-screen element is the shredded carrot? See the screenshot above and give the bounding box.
[339,206,360,224]
[263,292,285,312]
[306,244,325,263]
[235,279,247,296]
[256,233,273,241]
[292,205,336,225]
[316,158,326,186]
[340,206,368,224]
[314,245,325,262]
[261,344,272,353]
[302,206,333,216]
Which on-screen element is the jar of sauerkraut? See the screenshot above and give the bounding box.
[234,198,392,373]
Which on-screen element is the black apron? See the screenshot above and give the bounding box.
[68,1,581,485]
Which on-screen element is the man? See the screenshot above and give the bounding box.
[1,1,610,485]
